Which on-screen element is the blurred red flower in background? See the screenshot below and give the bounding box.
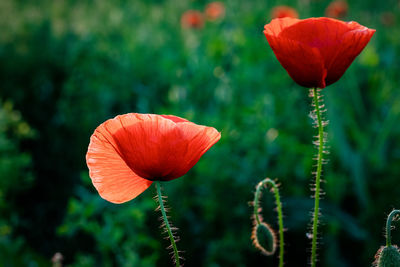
[381,12,395,26]
[264,17,375,88]
[86,113,220,203]
[205,2,225,21]
[181,10,204,29]
[271,6,299,19]
[325,1,348,18]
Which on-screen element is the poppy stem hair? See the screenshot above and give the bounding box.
[252,178,284,267]
[310,87,327,267]
[155,181,181,267]
[386,209,400,247]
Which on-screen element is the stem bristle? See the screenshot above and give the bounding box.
[154,182,182,267]
[309,88,329,267]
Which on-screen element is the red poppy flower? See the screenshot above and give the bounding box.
[325,1,348,19]
[181,10,204,29]
[86,113,221,203]
[205,2,225,21]
[263,17,375,88]
[271,6,299,19]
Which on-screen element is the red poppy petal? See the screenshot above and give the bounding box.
[264,33,327,88]
[279,17,350,48]
[161,115,189,123]
[325,26,376,86]
[162,122,221,180]
[279,18,351,71]
[281,18,371,78]
[109,114,220,181]
[86,121,153,204]
[112,114,179,179]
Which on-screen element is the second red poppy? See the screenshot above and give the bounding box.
[264,17,375,88]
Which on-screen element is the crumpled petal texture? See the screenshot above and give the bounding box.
[86,113,221,203]
[264,17,375,88]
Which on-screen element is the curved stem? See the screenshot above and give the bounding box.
[155,181,180,267]
[254,178,285,267]
[253,182,264,225]
[311,88,325,267]
[386,209,400,247]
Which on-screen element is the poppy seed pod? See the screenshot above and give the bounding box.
[264,17,375,88]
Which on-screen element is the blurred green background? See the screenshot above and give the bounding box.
[1,0,400,266]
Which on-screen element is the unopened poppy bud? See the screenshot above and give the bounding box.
[251,222,277,256]
[373,210,400,267]
[374,245,400,267]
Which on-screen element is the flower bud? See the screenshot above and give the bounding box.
[374,245,400,267]
[251,222,277,256]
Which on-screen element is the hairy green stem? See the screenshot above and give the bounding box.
[254,178,285,267]
[253,182,263,226]
[386,209,400,247]
[155,181,180,267]
[311,88,325,267]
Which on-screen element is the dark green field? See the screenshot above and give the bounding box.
[1,0,400,266]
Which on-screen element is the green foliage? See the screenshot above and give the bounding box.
[0,0,399,266]
[0,100,45,265]
[58,176,160,266]
[0,101,35,199]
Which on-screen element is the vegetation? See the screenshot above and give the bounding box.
[0,0,400,266]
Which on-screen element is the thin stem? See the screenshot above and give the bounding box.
[275,184,285,267]
[254,178,285,267]
[311,87,325,267]
[155,181,180,267]
[253,182,263,225]
[386,209,400,247]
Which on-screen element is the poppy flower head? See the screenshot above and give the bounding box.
[181,10,204,29]
[325,1,348,19]
[271,6,299,19]
[264,17,375,88]
[86,113,221,203]
[205,2,225,21]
